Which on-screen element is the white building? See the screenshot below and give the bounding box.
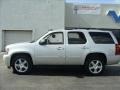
[0,0,65,51]
[65,3,120,29]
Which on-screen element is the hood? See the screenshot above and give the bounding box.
[6,42,32,49]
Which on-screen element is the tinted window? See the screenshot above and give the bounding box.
[68,32,86,44]
[111,30,120,44]
[89,32,114,44]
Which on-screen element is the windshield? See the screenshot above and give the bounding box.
[30,37,41,43]
[30,32,49,43]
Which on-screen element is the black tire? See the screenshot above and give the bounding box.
[12,55,32,75]
[84,56,105,75]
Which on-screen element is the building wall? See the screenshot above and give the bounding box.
[0,0,65,51]
[65,3,120,29]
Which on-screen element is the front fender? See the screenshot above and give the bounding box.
[9,49,35,65]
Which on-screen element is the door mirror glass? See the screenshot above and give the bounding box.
[39,39,47,45]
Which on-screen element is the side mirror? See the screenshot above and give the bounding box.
[52,34,56,38]
[39,39,47,45]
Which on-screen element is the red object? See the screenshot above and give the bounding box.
[115,44,120,55]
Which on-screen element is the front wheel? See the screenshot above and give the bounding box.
[84,57,105,75]
[12,55,32,74]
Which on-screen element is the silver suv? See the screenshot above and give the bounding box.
[3,29,120,75]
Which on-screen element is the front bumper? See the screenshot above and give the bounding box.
[3,54,11,68]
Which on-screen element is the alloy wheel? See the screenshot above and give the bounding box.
[14,58,29,73]
[89,60,103,74]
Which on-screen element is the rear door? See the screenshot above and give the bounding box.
[65,31,87,65]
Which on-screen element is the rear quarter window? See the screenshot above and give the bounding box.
[111,30,120,44]
[89,32,115,44]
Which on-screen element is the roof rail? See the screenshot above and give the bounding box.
[65,27,120,30]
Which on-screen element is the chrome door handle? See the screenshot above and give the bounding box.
[82,46,89,49]
[57,47,64,50]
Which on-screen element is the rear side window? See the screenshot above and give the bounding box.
[68,32,86,44]
[89,32,114,44]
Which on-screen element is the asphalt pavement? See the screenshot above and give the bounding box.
[1,53,120,90]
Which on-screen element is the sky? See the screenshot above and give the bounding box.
[66,0,120,4]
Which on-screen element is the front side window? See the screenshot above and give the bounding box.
[46,32,64,44]
[89,32,114,44]
[68,32,86,44]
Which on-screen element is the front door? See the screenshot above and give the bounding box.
[35,32,65,65]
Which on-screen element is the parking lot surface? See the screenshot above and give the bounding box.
[1,53,120,90]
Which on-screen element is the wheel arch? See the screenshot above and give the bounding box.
[10,52,33,66]
[84,52,107,65]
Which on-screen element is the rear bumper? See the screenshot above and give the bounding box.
[3,54,11,68]
[107,55,120,65]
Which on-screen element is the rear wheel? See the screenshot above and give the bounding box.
[12,55,32,74]
[84,56,105,75]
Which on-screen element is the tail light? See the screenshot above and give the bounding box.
[115,44,120,55]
